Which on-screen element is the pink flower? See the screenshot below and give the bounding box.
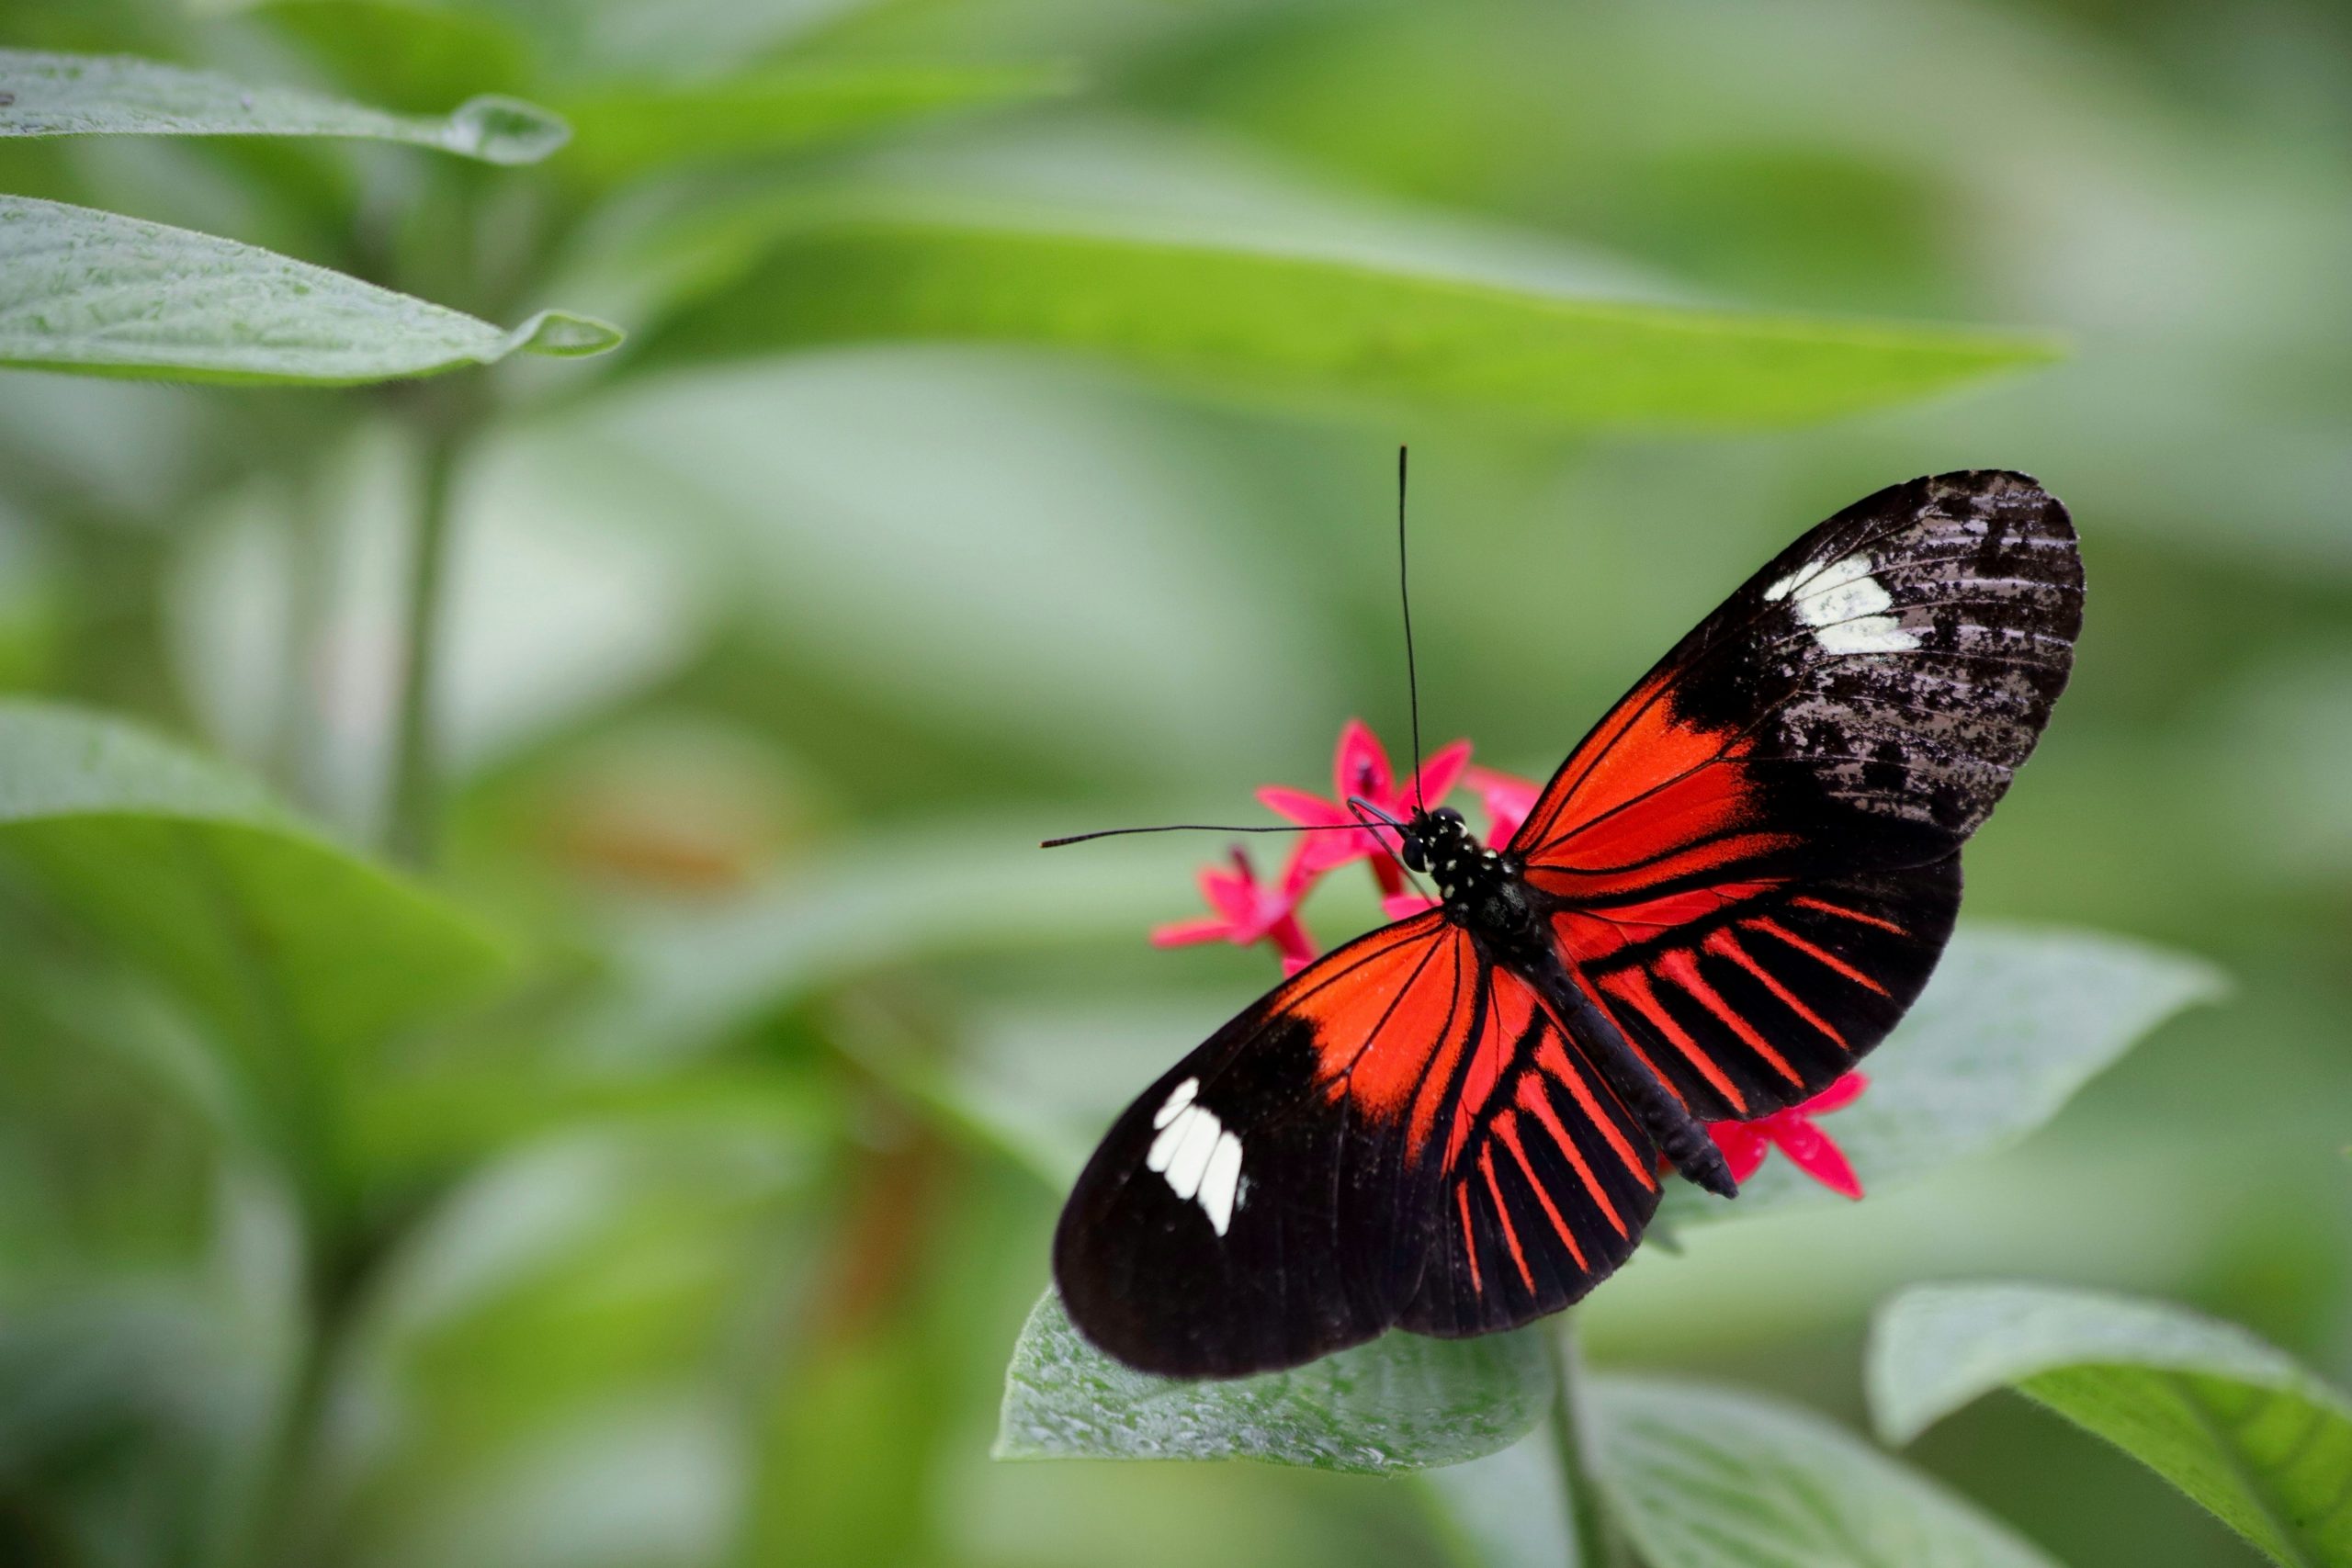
[1151,848,1318,976]
[1461,763,1542,848]
[1259,719,1471,896]
[1706,1073,1869,1200]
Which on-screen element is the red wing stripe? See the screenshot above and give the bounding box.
[1748,916,1892,997]
[1596,968,1751,1113]
[1479,1145,1535,1293]
[1790,895,1909,936]
[1511,1074,1628,1239]
[1495,1110,1590,1265]
[1443,970,1513,1166]
[1532,1034,1657,1187]
[1704,928,1849,1048]
[1657,949,1804,1089]
[1456,1182,1483,1296]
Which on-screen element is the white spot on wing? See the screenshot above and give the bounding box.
[1146,1104,1193,1173]
[1199,1132,1243,1235]
[1143,1085,1248,1234]
[1764,551,1918,655]
[1153,1077,1198,1130]
[1163,1108,1222,1200]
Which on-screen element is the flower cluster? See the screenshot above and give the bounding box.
[1150,719,1866,1199]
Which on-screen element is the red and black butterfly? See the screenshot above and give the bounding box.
[1053,469,2082,1377]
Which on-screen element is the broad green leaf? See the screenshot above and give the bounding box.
[1870,1282,2352,1568]
[0,702,506,1129]
[0,197,620,384]
[557,62,1074,187]
[1657,927,2222,1228]
[1417,1417,1581,1568]
[625,209,2059,428]
[0,48,567,164]
[994,1291,1550,1473]
[1590,1376,2064,1568]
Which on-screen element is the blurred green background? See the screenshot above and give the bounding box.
[1,0,2347,1564]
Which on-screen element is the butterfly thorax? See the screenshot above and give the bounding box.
[1400,807,1544,961]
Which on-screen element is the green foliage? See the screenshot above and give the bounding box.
[1657,928,2225,1226]
[555,62,1077,187]
[0,1,2338,1565]
[1590,1377,2063,1568]
[0,197,616,382]
[996,1291,1550,1472]
[632,210,2059,428]
[1871,1283,2352,1568]
[0,702,506,1189]
[0,48,568,163]
[0,701,505,1045]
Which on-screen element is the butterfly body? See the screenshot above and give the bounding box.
[1056,470,2083,1379]
[1400,805,1738,1196]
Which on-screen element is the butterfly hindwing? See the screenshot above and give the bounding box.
[1512,470,2080,1120]
[1401,966,1660,1337]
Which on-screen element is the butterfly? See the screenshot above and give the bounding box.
[1053,469,2082,1378]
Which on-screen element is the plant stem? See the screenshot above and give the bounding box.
[1548,1315,1626,1568]
[386,398,470,865]
[272,458,333,813]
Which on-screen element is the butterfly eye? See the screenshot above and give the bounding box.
[1399,836,1430,873]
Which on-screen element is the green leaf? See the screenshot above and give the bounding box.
[0,48,567,164]
[993,1291,1550,1473]
[1590,1376,2064,1568]
[1417,1418,1581,1568]
[0,196,620,384]
[625,208,2059,428]
[1657,927,2222,1228]
[1870,1282,2352,1568]
[0,702,507,1159]
[557,62,1074,187]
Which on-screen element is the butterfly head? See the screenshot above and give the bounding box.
[1397,806,1473,877]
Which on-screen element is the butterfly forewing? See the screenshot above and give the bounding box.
[1054,912,1478,1377]
[1515,470,2080,1120]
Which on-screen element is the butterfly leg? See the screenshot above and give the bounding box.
[1528,960,1738,1199]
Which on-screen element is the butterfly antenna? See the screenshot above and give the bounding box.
[1041,821,1367,850]
[1396,445,1426,813]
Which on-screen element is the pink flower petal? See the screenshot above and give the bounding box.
[1384,892,1441,919]
[1197,867,1257,928]
[1256,784,1352,829]
[1150,918,1232,947]
[1333,719,1394,802]
[1770,1118,1864,1200]
[1706,1122,1769,1184]
[1801,1072,1869,1115]
[1270,912,1318,973]
[1463,764,1542,847]
[1283,829,1376,884]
